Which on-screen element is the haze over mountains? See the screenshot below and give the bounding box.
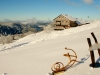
[0,20,51,36]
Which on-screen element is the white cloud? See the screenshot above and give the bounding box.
[82,0,94,4]
[96,5,100,10]
[65,0,81,6]
[21,18,38,24]
[21,18,52,24]
[4,19,12,22]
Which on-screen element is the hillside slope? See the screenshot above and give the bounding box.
[0,21,100,75]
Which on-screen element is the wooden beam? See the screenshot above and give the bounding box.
[87,38,95,67]
[91,32,98,43]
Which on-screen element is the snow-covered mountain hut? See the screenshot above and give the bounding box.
[53,14,86,30]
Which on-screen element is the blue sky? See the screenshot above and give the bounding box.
[0,0,100,21]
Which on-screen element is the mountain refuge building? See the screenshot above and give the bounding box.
[53,14,86,30]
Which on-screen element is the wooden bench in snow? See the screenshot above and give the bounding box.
[87,32,100,67]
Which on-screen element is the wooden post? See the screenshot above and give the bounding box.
[87,38,95,67]
[91,32,98,43]
[97,49,100,57]
[91,32,100,56]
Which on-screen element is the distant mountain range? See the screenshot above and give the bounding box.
[0,21,50,36]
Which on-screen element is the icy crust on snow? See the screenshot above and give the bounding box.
[88,43,100,51]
